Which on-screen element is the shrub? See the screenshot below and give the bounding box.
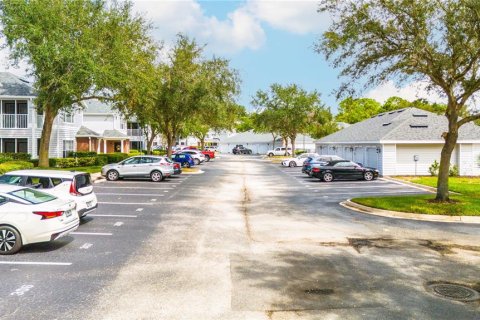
[30,159,39,167]
[104,153,129,164]
[428,160,440,176]
[152,150,167,156]
[295,149,307,156]
[49,157,98,168]
[0,154,13,164]
[67,151,97,158]
[0,161,34,174]
[0,152,31,161]
[449,164,459,177]
[96,155,108,166]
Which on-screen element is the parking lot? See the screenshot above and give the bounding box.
[275,164,430,200]
[0,173,195,319]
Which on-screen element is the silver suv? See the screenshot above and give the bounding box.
[101,156,174,182]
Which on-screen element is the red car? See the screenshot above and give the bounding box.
[201,150,215,162]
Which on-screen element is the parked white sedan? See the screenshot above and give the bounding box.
[0,185,79,255]
[281,153,319,167]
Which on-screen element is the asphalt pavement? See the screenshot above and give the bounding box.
[0,155,479,320]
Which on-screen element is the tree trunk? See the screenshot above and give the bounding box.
[436,127,458,201]
[271,133,277,149]
[290,135,296,157]
[166,132,175,157]
[200,137,205,150]
[283,136,289,156]
[146,133,156,155]
[38,105,56,167]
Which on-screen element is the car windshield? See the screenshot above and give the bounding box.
[9,188,56,204]
[0,175,22,185]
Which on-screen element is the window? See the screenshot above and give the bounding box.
[123,157,141,165]
[75,174,91,189]
[62,112,74,123]
[0,196,6,205]
[10,188,56,204]
[0,175,23,185]
[3,139,16,153]
[26,177,51,189]
[51,178,63,186]
[17,139,28,153]
[63,140,74,158]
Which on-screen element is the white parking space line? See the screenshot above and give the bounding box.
[96,193,165,196]
[80,243,93,250]
[94,186,176,190]
[89,214,137,218]
[98,202,154,205]
[303,185,410,189]
[114,221,124,227]
[314,190,424,195]
[151,199,157,202]
[380,178,435,193]
[71,232,113,236]
[136,208,143,212]
[0,261,72,266]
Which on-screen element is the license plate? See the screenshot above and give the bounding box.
[86,201,93,208]
[65,210,72,217]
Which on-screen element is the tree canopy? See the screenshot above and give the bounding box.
[0,0,156,166]
[317,0,480,201]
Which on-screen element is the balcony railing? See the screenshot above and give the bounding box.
[1,114,28,129]
[127,129,143,136]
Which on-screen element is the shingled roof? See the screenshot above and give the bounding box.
[0,72,36,97]
[316,107,480,143]
[83,99,114,114]
[76,126,100,137]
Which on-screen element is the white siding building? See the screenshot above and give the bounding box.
[315,107,480,176]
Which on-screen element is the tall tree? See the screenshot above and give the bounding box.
[0,0,156,166]
[308,106,338,139]
[151,35,240,156]
[252,84,322,155]
[336,97,381,124]
[317,0,480,201]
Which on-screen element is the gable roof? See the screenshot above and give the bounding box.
[221,130,281,144]
[76,126,100,137]
[83,99,115,114]
[316,107,480,143]
[0,72,36,97]
[102,129,127,138]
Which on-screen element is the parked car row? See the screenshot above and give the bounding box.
[281,153,379,182]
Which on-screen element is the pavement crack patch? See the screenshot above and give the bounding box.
[242,176,253,242]
[419,240,480,255]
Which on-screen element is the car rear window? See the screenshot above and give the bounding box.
[0,175,22,185]
[164,157,173,163]
[75,174,91,189]
[10,188,56,204]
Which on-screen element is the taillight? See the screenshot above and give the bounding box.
[312,168,320,173]
[70,181,80,196]
[33,211,64,220]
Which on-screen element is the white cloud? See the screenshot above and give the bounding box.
[366,80,445,104]
[133,0,266,54]
[246,0,330,34]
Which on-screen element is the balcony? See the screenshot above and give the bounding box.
[127,129,143,136]
[1,114,28,129]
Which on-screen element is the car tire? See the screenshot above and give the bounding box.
[0,226,22,255]
[150,170,163,182]
[289,161,296,168]
[106,170,119,181]
[268,153,274,157]
[185,162,191,168]
[205,155,210,162]
[322,172,334,182]
[364,171,374,181]
[194,159,200,165]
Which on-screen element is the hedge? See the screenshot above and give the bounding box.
[49,156,98,168]
[0,161,34,174]
[152,150,167,156]
[67,151,97,158]
[0,152,31,161]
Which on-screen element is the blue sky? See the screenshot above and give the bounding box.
[0,0,442,113]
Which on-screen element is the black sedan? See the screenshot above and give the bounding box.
[232,145,252,154]
[311,160,379,182]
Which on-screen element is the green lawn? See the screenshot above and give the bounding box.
[35,166,102,174]
[352,176,480,216]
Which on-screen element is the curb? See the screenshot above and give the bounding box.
[90,172,105,184]
[181,170,204,175]
[340,199,480,224]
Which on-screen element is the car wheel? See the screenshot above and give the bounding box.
[322,172,334,182]
[0,226,22,255]
[150,170,163,182]
[205,155,210,162]
[289,161,296,168]
[364,171,374,181]
[268,153,274,157]
[106,170,119,181]
[194,158,200,165]
[185,162,191,168]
